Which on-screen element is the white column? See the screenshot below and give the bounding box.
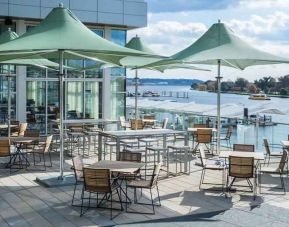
[102,28,111,120]
[15,20,26,122]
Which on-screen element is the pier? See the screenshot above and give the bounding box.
[160,91,189,99]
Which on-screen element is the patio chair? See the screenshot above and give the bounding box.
[26,135,53,170]
[80,168,123,219]
[22,130,40,150]
[143,115,155,128]
[191,124,208,147]
[226,156,256,197]
[126,162,161,214]
[130,119,144,130]
[192,129,213,155]
[0,139,12,170]
[259,150,287,194]
[233,144,255,152]
[220,126,233,148]
[10,120,19,135]
[71,155,84,206]
[119,116,130,130]
[199,146,225,190]
[11,122,28,137]
[263,138,283,165]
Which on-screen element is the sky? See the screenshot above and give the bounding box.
[127,0,289,82]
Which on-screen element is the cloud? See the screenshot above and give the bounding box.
[226,12,289,36]
[148,0,239,13]
[128,21,207,55]
[239,0,289,9]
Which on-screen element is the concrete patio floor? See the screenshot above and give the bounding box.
[1,149,289,227]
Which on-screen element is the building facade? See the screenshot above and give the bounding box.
[0,0,147,133]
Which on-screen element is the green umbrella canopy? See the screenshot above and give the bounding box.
[141,22,289,70]
[0,6,159,64]
[0,28,59,68]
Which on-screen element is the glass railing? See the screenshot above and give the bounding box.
[127,106,288,152]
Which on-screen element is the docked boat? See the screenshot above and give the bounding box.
[248,93,271,100]
[142,91,160,97]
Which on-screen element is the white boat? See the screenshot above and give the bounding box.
[248,93,271,100]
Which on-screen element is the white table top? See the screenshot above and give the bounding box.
[88,160,145,173]
[187,127,217,132]
[100,129,185,138]
[219,150,264,160]
[281,140,289,147]
[0,124,18,129]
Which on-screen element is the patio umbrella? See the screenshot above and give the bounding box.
[0,28,60,137]
[141,20,289,152]
[0,5,160,186]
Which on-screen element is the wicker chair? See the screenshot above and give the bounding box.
[0,139,12,170]
[227,156,256,197]
[259,150,287,194]
[199,147,225,190]
[192,129,213,155]
[22,130,40,150]
[126,162,161,214]
[11,122,28,137]
[71,155,84,206]
[233,144,255,152]
[80,168,122,219]
[130,119,144,130]
[26,135,53,170]
[263,138,283,165]
[143,115,155,128]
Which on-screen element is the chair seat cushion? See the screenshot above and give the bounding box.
[127,179,151,188]
[205,164,224,170]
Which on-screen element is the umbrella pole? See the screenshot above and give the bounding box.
[216,60,222,154]
[134,69,138,130]
[59,50,64,180]
[7,64,11,137]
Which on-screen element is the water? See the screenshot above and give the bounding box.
[127,85,289,151]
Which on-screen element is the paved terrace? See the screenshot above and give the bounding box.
[1,150,289,227]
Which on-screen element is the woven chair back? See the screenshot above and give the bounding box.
[279,150,288,173]
[150,163,162,187]
[72,155,84,181]
[229,156,254,178]
[130,119,144,130]
[24,130,40,138]
[194,124,207,128]
[18,123,28,136]
[119,151,142,162]
[196,129,212,143]
[0,139,10,157]
[83,168,111,193]
[263,138,270,155]
[233,144,254,152]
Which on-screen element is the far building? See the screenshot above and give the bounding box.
[0,0,147,134]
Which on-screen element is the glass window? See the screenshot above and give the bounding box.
[110,29,126,46]
[66,81,83,119]
[85,82,101,119]
[0,75,16,122]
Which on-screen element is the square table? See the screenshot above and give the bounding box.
[219,150,264,160]
[88,160,145,173]
[98,129,186,161]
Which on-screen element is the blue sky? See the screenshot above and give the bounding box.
[127,0,289,81]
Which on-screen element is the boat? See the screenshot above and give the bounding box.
[248,93,271,100]
[142,91,160,97]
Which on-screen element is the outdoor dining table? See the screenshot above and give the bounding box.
[98,129,186,161]
[281,140,289,148]
[0,136,38,169]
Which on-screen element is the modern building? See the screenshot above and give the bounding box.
[0,0,147,133]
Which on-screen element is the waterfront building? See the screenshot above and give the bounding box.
[0,0,147,133]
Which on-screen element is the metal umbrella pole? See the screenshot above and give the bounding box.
[216,59,222,154]
[7,64,11,137]
[134,68,139,130]
[59,50,64,180]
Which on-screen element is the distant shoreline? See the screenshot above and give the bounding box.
[208,90,289,98]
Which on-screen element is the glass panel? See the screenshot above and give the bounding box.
[111,78,125,120]
[92,29,104,37]
[26,81,46,132]
[66,81,83,119]
[85,82,100,119]
[85,60,103,78]
[0,76,16,122]
[0,22,16,33]
[27,66,46,78]
[110,29,126,46]
[67,60,84,78]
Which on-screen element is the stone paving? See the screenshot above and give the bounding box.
[1,146,289,227]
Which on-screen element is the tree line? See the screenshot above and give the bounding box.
[192,75,289,95]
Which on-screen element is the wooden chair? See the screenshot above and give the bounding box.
[233,144,254,152]
[192,129,213,155]
[199,147,225,190]
[71,155,84,206]
[143,115,155,128]
[11,122,28,137]
[263,138,283,165]
[26,135,53,170]
[259,150,287,194]
[10,120,19,135]
[81,168,122,219]
[22,130,40,150]
[227,156,256,197]
[153,118,168,129]
[126,163,161,214]
[118,151,142,163]
[130,119,144,130]
[0,139,12,170]
[220,126,233,148]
